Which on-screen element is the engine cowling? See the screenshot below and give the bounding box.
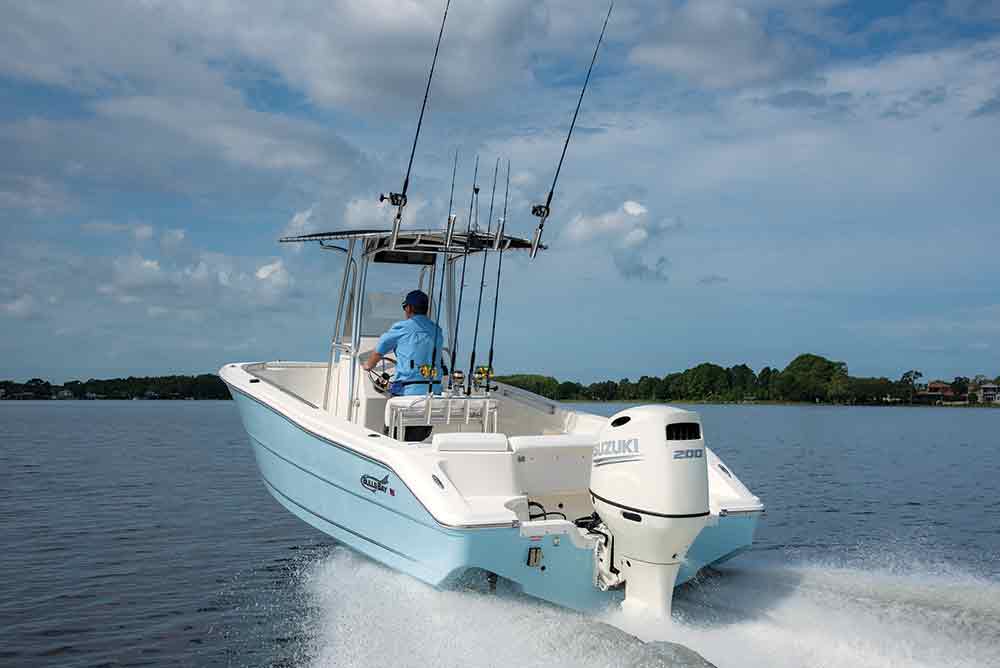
[589,405,710,617]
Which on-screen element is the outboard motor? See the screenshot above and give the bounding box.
[589,405,710,618]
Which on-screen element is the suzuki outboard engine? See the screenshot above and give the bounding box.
[589,405,710,618]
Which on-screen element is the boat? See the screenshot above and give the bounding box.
[221,1,762,619]
[220,228,764,618]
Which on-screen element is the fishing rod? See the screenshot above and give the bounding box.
[427,149,459,397]
[448,155,479,392]
[380,0,452,250]
[485,159,511,391]
[466,158,500,395]
[529,1,613,259]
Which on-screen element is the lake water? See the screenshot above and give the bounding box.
[1,401,998,667]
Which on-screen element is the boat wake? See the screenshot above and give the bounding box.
[295,546,999,668]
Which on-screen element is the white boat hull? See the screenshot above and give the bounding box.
[225,365,763,613]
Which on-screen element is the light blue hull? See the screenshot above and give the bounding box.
[678,513,759,584]
[231,388,757,612]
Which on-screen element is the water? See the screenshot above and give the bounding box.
[1,401,998,667]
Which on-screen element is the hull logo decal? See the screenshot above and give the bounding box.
[361,473,390,494]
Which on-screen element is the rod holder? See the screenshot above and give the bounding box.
[492,217,505,250]
[529,226,543,259]
[444,213,457,248]
[389,211,402,250]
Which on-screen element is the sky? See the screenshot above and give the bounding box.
[1,0,999,384]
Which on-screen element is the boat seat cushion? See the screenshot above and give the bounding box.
[433,432,510,452]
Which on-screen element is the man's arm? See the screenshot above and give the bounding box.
[363,350,383,371]
[365,321,404,371]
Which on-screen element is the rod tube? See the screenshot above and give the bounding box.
[466,158,500,395]
[429,150,459,397]
[530,2,613,258]
[449,155,479,391]
[486,161,511,388]
[390,0,452,249]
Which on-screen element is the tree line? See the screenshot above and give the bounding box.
[496,354,1000,405]
[0,375,231,400]
[3,354,997,404]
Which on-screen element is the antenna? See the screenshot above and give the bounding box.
[380,0,452,249]
[466,158,500,395]
[449,155,479,391]
[529,1,613,258]
[485,159,511,387]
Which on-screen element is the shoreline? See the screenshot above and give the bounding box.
[561,398,1000,409]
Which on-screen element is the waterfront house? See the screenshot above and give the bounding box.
[918,380,955,403]
[926,380,955,397]
[977,383,1000,403]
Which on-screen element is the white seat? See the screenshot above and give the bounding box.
[384,394,500,436]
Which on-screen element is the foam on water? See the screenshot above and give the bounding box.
[614,556,1000,668]
[297,547,999,668]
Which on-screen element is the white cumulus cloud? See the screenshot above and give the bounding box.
[1,294,39,319]
[562,201,684,282]
[623,200,648,216]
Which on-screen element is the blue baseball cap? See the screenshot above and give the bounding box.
[402,290,429,310]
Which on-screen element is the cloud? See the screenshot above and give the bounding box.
[281,206,319,249]
[971,92,1000,117]
[849,305,1000,339]
[95,96,329,171]
[759,89,855,117]
[345,198,393,230]
[1,0,999,382]
[160,229,186,253]
[0,175,73,215]
[256,260,288,283]
[1,294,40,319]
[623,200,647,216]
[563,201,684,282]
[343,196,429,230]
[881,85,947,120]
[106,255,167,299]
[82,221,155,242]
[629,0,811,88]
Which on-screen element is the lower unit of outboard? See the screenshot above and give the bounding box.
[588,405,710,617]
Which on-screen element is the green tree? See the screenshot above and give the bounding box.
[495,374,560,399]
[587,380,618,401]
[848,377,894,403]
[635,375,659,401]
[727,364,757,400]
[898,370,923,403]
[756,367,776,400]
[775,354,847,402]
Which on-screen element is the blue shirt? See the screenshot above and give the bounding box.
[375,315,445,396]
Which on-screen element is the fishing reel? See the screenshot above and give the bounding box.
[379,192,407,207]
[531,203,550,219]
[419,364,438,379]
[473,365,494,391]
[450,369,465,391]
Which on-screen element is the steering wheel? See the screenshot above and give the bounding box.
[367,355,396,394]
